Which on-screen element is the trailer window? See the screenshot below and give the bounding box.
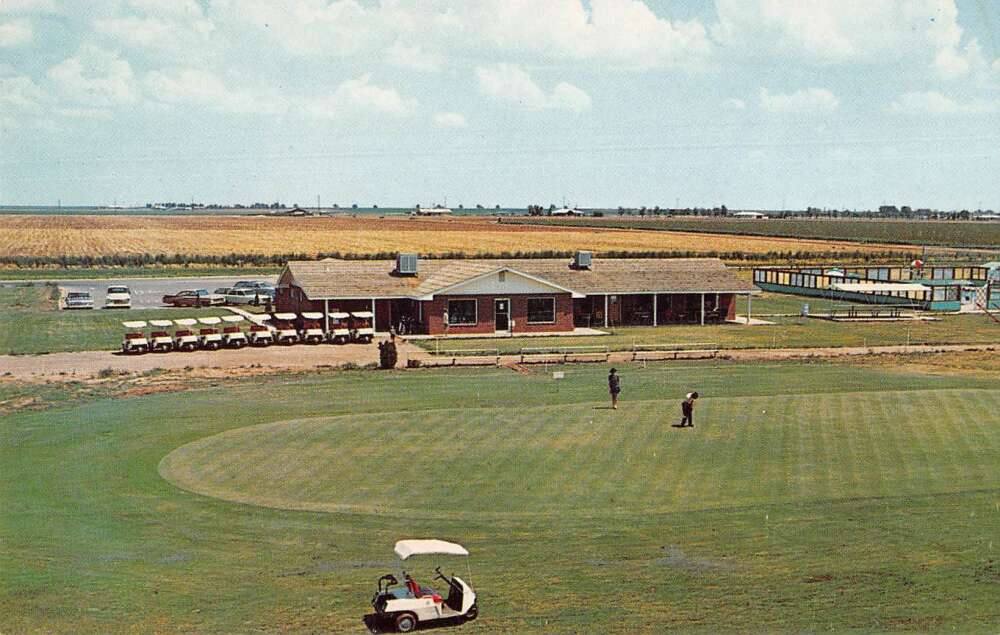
[447,299,477,325]
[527,298,556,324]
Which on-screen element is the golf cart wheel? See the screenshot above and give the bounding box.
[466,602,478,620]
[394,612,417,632]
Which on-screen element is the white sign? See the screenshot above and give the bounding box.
[552,371,565,380]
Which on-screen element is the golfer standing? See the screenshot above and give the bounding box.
[608,368,621,409]
[680,391,698,427]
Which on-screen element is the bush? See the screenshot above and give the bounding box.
[378,339,398,369]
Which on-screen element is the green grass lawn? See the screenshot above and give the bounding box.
[2,361,999,633]
[419,313,1000,355]
[0,285,230,355]
[744,291,866,315]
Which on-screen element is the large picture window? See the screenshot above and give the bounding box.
[527,297,556,324]
[447,299,477,325]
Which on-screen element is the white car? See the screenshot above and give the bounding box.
[223,288,264,306]
[104,285,132,309]
[370,540,478,633]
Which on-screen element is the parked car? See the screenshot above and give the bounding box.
[234,281,276,302]
[104,285,132,309]
[223,288,265,306]
[162,289,224,307]
[64,291,94,310]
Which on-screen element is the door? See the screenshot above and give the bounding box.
[495,298,510,333]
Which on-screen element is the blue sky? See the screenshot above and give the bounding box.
[1,0,998,209]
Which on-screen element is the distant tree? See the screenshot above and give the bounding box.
[617,206,625,216]
[352,203,358,209]
[495,204,501,209]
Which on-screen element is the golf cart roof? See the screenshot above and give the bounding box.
[221,315,245,323]
[328,312,350,319]
[351,311,374,318]
[301,311,324,319]
[394,539,469,560]
[121,320,148,329]
[198,316,222,325]
[174,318,198,326]
[149,319,173,327]
[272,312,298,320]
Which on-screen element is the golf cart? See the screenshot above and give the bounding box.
[221,314,248,348]
[369,539,478,633]
[172,318,200,352]
[121,321,149,354]
[349,311,375,343]
[327,312,351,344]
[271,312,300,345]
[299,311,325,344]
[148,319,175,353]
[248,321,274,346]
[197,316,224,350]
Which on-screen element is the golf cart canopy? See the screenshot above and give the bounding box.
[272,312,298,321]
[198,316,222,325]
[328,312,350,319]
[301,311,324,319]
[121,320,148,329]
[221,315,245,323]
[394,539,469,560]
[351,311,374,318]
[149,319,173,328]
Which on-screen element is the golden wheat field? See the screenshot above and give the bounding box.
[0,215,916,258]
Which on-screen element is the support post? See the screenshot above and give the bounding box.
[700,293,705,325]
[746,293,752,325]
[604,295,609,328]
[324,299,329,333]
[652,293,658,327]
[371,298,376,333]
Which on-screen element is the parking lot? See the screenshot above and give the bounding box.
[3,275,278,309]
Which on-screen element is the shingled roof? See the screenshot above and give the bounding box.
[280,257,756,299]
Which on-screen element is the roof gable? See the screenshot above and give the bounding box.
[423,268,583,299]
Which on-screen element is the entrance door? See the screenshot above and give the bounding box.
[494,298,510,333]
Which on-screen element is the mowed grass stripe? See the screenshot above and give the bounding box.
[159,389,1000,518]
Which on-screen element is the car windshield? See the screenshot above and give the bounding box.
[68,293,89,299]
[195,290,208,295]
[107,287,128,294]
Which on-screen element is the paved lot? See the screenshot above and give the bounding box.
[1,275,278,309]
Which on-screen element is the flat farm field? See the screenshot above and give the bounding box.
[510,217,1000,249]
[0,215,919,259]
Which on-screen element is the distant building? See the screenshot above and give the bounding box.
[411,207,453,216]
[271,206,314,217]
[732,211,768,219]
[550,207,583,216]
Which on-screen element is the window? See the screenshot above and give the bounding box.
[447,299,477,325]
[527,297,556,324]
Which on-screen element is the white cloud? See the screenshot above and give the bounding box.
[56,107,113,119]
[722,97,746,110]
[0,18,32,47]
[0,72,45,112]
[386,40,444,72]
[301,74,418,119]
[144,68,286,115]
[434,111,467,127]
[758,87,838,114]
[0,0,57,14]
[472,0,713,70]
[476,64,591,112]
[47,45,138,106]
[887,91,999,115]
[713,0,971,77]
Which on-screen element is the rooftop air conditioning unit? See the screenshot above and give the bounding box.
[572,250,592,270]
[396,253,419,275]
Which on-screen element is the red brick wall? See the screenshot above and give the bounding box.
[721,294,737,320]
[422,293,573,335]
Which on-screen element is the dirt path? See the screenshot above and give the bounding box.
[4,339,995,380]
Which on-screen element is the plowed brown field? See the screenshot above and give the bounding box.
[0,215,917,257]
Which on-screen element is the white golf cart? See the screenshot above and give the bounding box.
[299,311,326,344]
[121,320,149,354]
[350,311,375,343]
[369,539,478,633]
[327,312,351,344]
[271,312,300,345]
[172,318,200,352]
[248,320,274,346]
[149,319,175,353]
[221,314,248,348]
[197,316,224,350]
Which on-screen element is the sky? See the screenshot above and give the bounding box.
[1,0,999,210]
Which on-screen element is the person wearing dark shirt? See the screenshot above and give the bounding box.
[680,391,699,427]
[608,368,621,409]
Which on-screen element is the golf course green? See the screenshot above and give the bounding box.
[3,361,999,633]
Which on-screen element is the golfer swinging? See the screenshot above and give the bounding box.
[608,368,621,409]
[680,391,699,427]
